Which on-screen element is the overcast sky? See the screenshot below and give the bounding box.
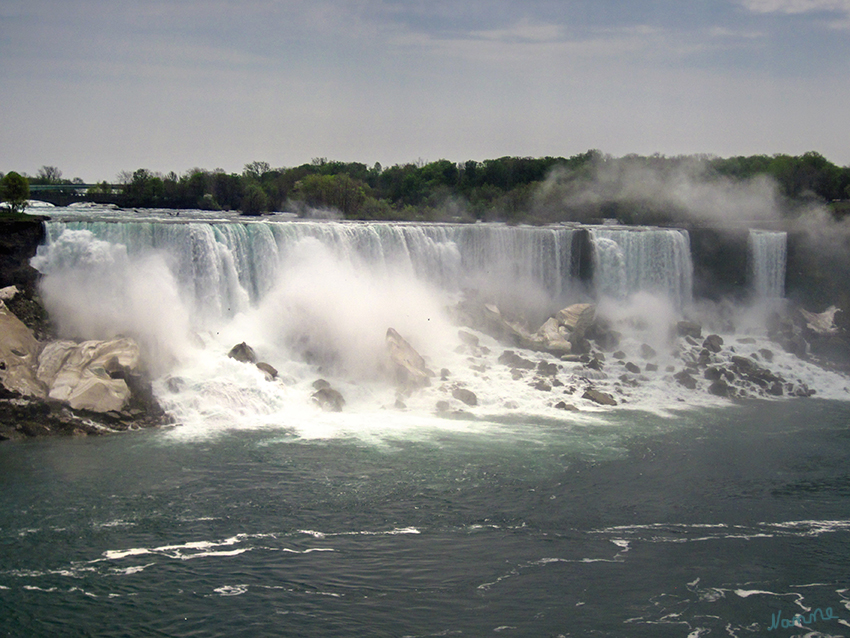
[2,0,849,181]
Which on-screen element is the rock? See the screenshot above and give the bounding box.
[639,343,657,359]
[440,368,450,381]
[702,334,724,353]
[228,342,257,364]
[37,338,142,413]
[386,327,433,389]
[0,300,44,398]
[767,381,784,396]
[612,350,626,359]
[556,303,596,340]
[800,305,841,335]
[312,387,345,412]
[645,363,658,372]
[436,400,451,412]
[674,370,698,390]
[312,378,331,390]
[256,362,278,380]
[624,361,640,374]
[0,285,19,301]
[582,388,617,406]
[532,378,552,392]
[498,350,535,370]
[758,348,774,362]
[452,387,478,406]
[586,358,604,371]
[708,379,730,397]
[458,330,479,347]
[677,320,702,339]
[536,361,560,376]
[555,401,579,411]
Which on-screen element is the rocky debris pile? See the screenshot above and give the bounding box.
[0,297,167,440]
[386,327,435,391]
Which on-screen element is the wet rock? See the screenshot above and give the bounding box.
[582,388,617,406]
[702,334,724,353]
[612,350,626,360]
[676,320,702,339]
[436,400,451,412]
[452,387,478,406]
[586,358,604,371]
[708,379,730,397]
[767,381,784,396]
[531,378,552,392]
[228,342,257,364]
[312,387,346,412]
[555,401,579,411]
[312,378,331,390]
[645,363,658,372]
[256,362,278,381]
[624,362,640,374]
[440,368,451,381]
[536,361,560,376]
[386,327,433,389]
[458,330,480,347]
[498,350,535,370]
[758,348,774,362]
[674,370,698,390]
[556,303,596,340]
[639,344,657,359]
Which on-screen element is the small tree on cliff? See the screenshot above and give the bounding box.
[0,172,30,215]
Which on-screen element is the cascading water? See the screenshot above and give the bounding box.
[748,229,787,299]
[590,227,693,308]
[41,220,577,323]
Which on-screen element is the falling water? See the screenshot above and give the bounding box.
[748,229,787,299]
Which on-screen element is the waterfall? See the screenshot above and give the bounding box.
[748,230,787,299]
[40,221,577,322]
[590,227,693,308]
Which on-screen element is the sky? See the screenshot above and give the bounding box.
[2,0,849,182]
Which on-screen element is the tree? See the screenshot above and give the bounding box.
[36,166,62,184]
[0,171,30,214]
[241,184,269,215]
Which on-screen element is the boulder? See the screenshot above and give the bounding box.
[37,338,141,413]
[452,387,478,406]
[0,300,45,398]
[708,379,730,397]
[676,320,702,339]
[386,328,433,389]
[256,361,278,381]
[800,305,840,335]
[498,350,536,370]
[674,370,698,390]
[582,388,617,406]
[624,361,640,374]
[312,387,345,412]
[457,330,480,347]
[702,334,724,353]
[639,343,657,359]
[556,304,596,340]
[228,342,257,364]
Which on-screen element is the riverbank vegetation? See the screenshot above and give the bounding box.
[3,151,849,223]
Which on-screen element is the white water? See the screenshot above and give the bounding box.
[748,230,787,299]
[591,227,693,308]
[29,211,848,441]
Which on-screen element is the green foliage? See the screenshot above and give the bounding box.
[0,171,30,215]
[240,184,269,215]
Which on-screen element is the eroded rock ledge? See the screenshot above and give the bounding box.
[0,297,168,441]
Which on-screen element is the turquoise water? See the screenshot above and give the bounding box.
[3,400,850,637]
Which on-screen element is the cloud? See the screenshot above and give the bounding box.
[740,0,850,14]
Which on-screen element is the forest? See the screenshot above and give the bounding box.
[3,150,850,224]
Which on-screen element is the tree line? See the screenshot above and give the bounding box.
[3,151,850,222]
